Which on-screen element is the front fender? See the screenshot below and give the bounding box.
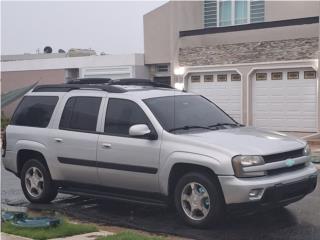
[159,151,224,195]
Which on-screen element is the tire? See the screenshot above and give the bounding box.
[174,171,225,228]
[21,159,57,203]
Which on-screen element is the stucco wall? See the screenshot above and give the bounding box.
[144,1,203,65]
[144,0,320,65]
[1,69,65,117]
[265,1,320,22]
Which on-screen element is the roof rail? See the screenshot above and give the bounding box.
[33,84,127,93]
[109,78,173,89]
[67,78,111,84]
[32,78,173,93]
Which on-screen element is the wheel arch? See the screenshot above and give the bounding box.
[16,140,49,177]
[160,152,225,201]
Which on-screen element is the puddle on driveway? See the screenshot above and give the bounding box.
[2,163,320,240]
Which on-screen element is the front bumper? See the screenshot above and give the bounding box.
[218,164,318,205]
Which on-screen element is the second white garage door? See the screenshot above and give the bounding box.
[252,69,317,132]
[187,73,242,122]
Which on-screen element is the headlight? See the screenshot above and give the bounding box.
[303,144,311,156]
[232,155,266,178]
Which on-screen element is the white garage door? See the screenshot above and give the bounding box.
[252,69,317,132]
[187,73,242,122]
[81,66,132,80]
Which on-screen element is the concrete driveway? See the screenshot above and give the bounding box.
[2,164,320,240]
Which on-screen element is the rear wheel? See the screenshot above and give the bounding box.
[21,159,57,203]
[174,172,225,228]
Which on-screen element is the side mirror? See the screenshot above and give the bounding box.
[129,124,153,138]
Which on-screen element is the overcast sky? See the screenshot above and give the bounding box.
[1,1,166,55]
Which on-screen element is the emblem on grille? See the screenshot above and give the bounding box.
[285,159,295,167]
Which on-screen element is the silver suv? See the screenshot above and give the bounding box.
[2,78,318,228]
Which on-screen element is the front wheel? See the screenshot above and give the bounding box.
[21,159,57,203]
[174,172,225,228]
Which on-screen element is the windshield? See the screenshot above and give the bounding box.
[144,95,238,133]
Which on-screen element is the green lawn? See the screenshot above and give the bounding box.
[97,232,164,240]
[2,220,97,240]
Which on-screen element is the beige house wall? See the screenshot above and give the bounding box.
[144,1,203,65]
[265,1,320,22]
[144,1,319,65]
[1,69,65,117]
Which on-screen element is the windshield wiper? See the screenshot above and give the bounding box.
[208,123,243,129]
[169,125,212,132]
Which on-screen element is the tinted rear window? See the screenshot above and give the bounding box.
[59,96,101,132]
[11,96,59,128]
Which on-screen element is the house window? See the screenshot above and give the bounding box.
[304,71,317,79]
[287,72,299,80]
[250,0,265,23]
[235,0,248,25]
[231,74,241,81]
[204,1,217,28]
[256,73,267,81]
[204,75,214,82]
[217,74,227,82]
[156,64,169,73]
[271,72,283,80]
[219,0,250,26]
[204,0,264,28]
[219,0,233,26]
[191,75,201,83]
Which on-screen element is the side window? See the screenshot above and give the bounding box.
[11,96,58,128]
[104,99,150,136]
[59,97,101,132]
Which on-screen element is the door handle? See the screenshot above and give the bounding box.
[54,138,63,143]
[102,143,112,149]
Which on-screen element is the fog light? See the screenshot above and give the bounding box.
[249,189,263,200]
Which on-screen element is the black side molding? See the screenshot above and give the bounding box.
[57,157,158,174]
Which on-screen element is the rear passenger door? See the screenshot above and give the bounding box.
[51,93,104,185]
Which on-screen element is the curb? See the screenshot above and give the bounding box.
[52,231,113,240]
[1,233,31,240]
[1,231,112,240]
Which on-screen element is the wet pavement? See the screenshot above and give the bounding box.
[2,164,320,240]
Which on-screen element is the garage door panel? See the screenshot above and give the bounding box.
[252,70,317,132]
[188,74,241,122]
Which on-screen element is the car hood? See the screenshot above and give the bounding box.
[183,127,306,156]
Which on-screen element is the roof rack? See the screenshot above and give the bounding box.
[67,78,111,84]
[32,78,173,93]
[33,84,127,93]
[109,78,173,89]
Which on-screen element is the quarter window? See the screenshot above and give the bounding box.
[11,96,58,128]
[104,99,150,137]
[59,97,101,132]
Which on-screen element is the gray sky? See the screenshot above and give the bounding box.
[1,1,166,55]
